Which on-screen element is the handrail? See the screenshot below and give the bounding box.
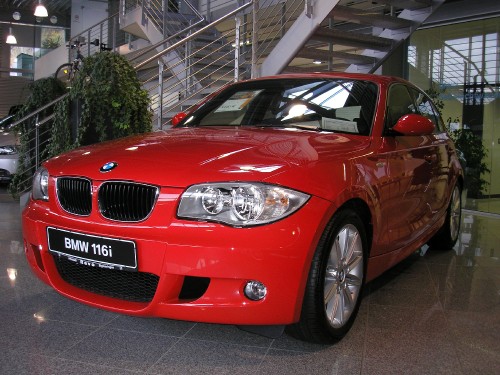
[369,38,405,74]
[128,18,206,64]
[9,93,69,129]
[181,0,204,20]
[135,1,253,70]
[442,41,495,93]
[70,12,119,41]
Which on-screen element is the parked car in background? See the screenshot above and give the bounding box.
[0,145,18,184]
[0,105,22,133]
[22,73,463,343]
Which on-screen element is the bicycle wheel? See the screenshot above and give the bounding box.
[55,63,73,87]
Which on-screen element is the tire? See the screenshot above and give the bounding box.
[54,63,73,87]
[287,208,367,344]
[428,183,462,249]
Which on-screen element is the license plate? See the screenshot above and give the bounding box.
[47,227,137,271]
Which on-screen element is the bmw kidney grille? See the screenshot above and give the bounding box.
[57,177,92,216]
[56,178,159,222]
[98,181,159,222]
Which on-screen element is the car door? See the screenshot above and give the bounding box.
[409,87,451,218]
[374,83,435,255]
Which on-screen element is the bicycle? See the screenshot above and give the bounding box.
[55,39,112,86]
[55,40,86,86]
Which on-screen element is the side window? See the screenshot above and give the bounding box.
[410,88,445,133]
[385,84,417,131]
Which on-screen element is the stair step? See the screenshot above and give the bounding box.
[297,47,378,66]
[359,0,432,11]
[328,5,414,30]
[311,28,394,51]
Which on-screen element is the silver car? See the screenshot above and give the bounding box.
[0,145,18,184]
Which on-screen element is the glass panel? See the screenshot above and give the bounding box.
[410,87,445,132]
[9,46,34,79]
[408,17,500,215]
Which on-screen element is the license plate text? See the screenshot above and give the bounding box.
[64,237,113,258]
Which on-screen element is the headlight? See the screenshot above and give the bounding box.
[178,182,309,227]
[32,167,49,201]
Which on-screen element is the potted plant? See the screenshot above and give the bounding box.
[425,84,489,199]
[48,51,152,156]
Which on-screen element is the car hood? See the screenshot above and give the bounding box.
[45,127,371,195]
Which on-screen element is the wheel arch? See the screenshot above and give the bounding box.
[292,195,373,322]
[287,200,371,342]
[339,198,373,256]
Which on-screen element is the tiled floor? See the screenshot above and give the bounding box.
[1,186,499,374]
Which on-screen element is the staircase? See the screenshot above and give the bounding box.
[33,0,446,128]
[119,0,256,128]
[119,0,445,124]
[261,0,445,75]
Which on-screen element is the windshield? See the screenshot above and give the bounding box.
[181,78,378,135]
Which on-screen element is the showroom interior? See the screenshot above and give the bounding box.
[1,0,499,374]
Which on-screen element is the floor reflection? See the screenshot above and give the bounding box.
[465,197,500,215]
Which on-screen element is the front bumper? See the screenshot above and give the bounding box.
[22,187,330,325]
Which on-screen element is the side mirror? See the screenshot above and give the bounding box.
[171,112,188,127]
[392,114,435,135]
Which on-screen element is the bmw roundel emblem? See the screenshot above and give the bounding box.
[100,161,118,173]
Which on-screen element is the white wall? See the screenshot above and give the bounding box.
[71,0,110,38]
[33,1,110,79]
[34,44,69,80]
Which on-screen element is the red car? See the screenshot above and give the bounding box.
[23,73,463,343]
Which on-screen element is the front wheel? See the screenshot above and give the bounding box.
[428,183,462,249]
[287,208,367,344]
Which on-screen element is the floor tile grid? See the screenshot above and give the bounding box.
[3,188,499,374]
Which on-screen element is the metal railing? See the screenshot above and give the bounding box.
[8,93,69,195]
[66,12,122,61]
[9,0,310,195]
[143,0,204,38]
[408,39,498,103]
[135,1,254,129]
[134,0,307,129]
[254,0,303,65]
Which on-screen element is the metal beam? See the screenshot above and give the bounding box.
[260,0,341,76]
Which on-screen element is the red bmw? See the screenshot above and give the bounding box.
[22,73,463,343]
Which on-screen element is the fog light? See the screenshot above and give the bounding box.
[244,280,267,301]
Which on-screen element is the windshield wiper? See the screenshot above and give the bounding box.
[257,122,322,132]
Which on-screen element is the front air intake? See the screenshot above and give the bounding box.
[98,181,158,222]
[53,255,159,302]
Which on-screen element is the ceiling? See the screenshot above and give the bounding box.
[0,0,72,15]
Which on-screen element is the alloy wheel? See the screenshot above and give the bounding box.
[324,224,364,329]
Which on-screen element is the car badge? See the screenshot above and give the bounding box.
[100,161,118,173]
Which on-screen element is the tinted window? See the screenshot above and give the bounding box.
[385,84,417,130]
[182,79,378,136]
[409,88,445,132]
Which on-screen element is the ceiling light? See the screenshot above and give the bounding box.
[34,0,48,17]
[6,27,17,45]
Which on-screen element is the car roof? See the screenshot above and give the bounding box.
[243,72,411,86]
